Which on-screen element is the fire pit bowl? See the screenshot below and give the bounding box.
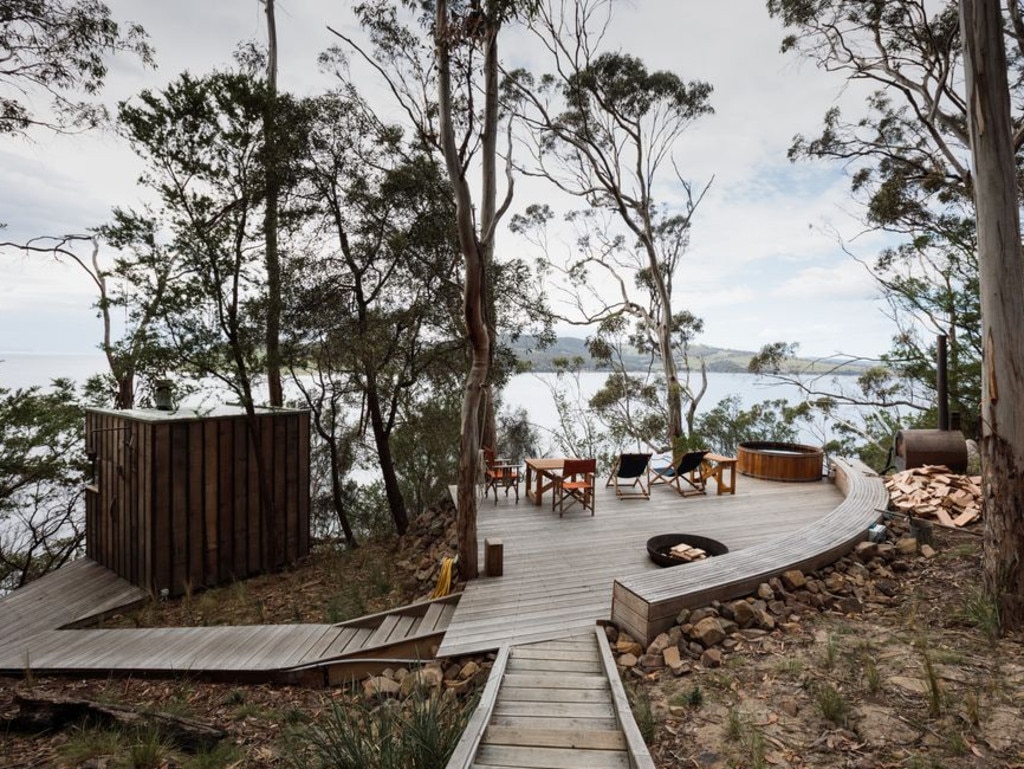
[647,533,729,568]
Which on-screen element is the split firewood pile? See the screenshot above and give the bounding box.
[884,465,982,527]
[668,543,709,562]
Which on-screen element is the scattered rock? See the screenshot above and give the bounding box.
[617,652,639,668]
[700,648,723,668]
[363,676,401,699]
[690,617,726,648]
[781,569,807,590]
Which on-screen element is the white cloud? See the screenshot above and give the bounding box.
[0,0,901,362]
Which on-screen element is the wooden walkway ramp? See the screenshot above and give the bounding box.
[447,628,655,769]
[0,557,148,648]
[0,569,458,685]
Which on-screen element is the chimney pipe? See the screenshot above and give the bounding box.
[936,334,949,431]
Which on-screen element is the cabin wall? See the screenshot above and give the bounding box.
[85,409,310,596]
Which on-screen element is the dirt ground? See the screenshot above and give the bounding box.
[1,507,1022,768]
[635,521,1024,769]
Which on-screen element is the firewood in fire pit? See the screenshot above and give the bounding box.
[668,543,708,562]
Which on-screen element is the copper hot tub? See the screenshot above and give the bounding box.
[737,441,823,482]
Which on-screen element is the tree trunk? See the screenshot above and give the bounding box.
[960,0,1024,632]
[326,432,358,548]
[436,0,486,580]
[264,0,283,407]
[364,376,409,534]
[642,235,684,446]
[478,0,501,455]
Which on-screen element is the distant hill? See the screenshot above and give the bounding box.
[508,336,867,375]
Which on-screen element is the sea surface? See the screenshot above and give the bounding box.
[0,352,849,448]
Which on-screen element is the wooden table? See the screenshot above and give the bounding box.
[524,458,566,506]
[703,453,738,495]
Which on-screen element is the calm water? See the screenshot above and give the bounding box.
[0,353,845,447]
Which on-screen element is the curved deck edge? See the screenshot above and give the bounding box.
[610,457,888,646]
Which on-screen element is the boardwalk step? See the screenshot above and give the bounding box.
[419,601,447,632]
[482,725,627,750]
[507,657,599,673]
[489,713,619,731]
[473,744,630,769]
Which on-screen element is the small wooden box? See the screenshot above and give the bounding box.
[484,537,503,577]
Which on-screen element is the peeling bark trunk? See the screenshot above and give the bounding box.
[264,0,284,407]
[436,0,487,579]
[960,0,1024,631]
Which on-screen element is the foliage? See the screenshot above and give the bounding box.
[512,0,714,444]
[0,0,152,136]
[0,379,86,592]
[286,84,465,535]
[294,686,476,769]
[112,56,294,402]
[764,0,1024,440]
[692,395,811,456]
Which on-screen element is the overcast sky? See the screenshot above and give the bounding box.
[0,0,897,359]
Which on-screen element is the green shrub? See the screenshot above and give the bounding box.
[293,686,476,769]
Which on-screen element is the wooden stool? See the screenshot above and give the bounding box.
[702,453,738,495]
[485,538,503,577]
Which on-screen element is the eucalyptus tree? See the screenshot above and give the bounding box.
[0,229,178,409]
[764,0,1024,438]
[114,56,309,405]
[287,85,464,538]
[337,0,544,578]
[511,0,714,447]
[768,0,1024,631]
[960,0,1024,632]
[0,0,151,136]
[262,0,285,407]
[113,57,312,567]
[0,380,86,592]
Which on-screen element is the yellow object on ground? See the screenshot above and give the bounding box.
[430,556,457,598]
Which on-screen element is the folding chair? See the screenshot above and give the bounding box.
[554,458,597,517]
[482,447,520,504]
[606,452,652,499]
[649,450,709,497]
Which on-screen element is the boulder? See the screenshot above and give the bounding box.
[690,617,726,648]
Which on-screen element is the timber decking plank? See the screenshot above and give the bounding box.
[507,657,600,673]
[482,726,627,750]
[498,687,612,704]
[473,744,629,769]
[489,714,619,732]
[500,673,609,690]
[492,701,617,719]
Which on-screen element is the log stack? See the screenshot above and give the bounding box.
[884,465,982,527]
[668,543,708,562]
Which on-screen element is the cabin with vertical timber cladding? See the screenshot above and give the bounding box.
[84,405,310,597]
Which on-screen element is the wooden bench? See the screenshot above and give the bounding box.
[610,457,888,646]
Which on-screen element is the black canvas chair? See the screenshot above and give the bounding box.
[649,450,709,497]
[554,458,597,517]
[606,452,652,500]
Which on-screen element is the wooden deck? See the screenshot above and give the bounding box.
[440,459,882,656]
[0,458,885,684]
[612,458,888,644]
